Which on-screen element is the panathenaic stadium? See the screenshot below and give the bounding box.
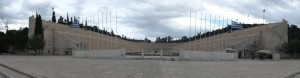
[28,15,288,60]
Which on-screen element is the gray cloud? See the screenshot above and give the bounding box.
[0,0,23,23]
[0,0,52,31]
[118,0,196,39]
[1,0,299,40]
[206,0,298,23]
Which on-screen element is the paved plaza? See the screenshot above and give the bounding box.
[0,55,299,78]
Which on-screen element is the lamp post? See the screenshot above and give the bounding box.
[263,9,266,24]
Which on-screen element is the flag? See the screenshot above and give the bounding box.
[70,16,80,28]
[231,21,243,30]
[70,22,80,28]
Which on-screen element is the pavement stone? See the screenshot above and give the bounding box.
[0,55,299,78]
[0,73,5,78]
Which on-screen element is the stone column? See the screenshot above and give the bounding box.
[234,51,238,60]
[160,48,163,58]
[272,54,280,60]
[142,49,144,58]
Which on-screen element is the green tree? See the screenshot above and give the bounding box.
[19,27,28,49]
[5,30,17,53]
[57,16,64,24]
[0,32,7,53]
[288,39,300,58]
[144,37,151,43]
[28,35,45,55]
[288,25,300,40]
[71,17,73,24]
[34,13,43,37]
[67,13,69,25]
[32,12,45,55]
[52,11,56,23]
[155,37,161,43]
[85,20,87,27]
[167,36,173,42]
[0,28,29,54]
[111,31,115,37]
[181,36,188,42]
[282,24,300,58]
[73,16,77,23]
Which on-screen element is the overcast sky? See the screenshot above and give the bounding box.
[0,0,299,41]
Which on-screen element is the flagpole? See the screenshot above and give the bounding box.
[98,13,99,50]
[218,16,221,51]
[204,13,206,51]
[88,16,90,50]
[93,15,95,50]
[85,17,87,50]
[83,17,85,50]
[115,11,117,50]
[214,15,216,52]
[199,12,202,51]
[101,13,104,50]
[226,18,228,48]
[89,15,94,50]
[94,15,96,50]
[224,18,227,48]
[106,12,108,50]
[80,17,82,51]
[110,12,112,50]
[78,16,80,51]
[263,9,265,24]
[189,10,191,51]
[247,14,249,24]
[230,19,232,49]
[209,14,211,52]
[90,16,92,50]
[194,11,197,51]
[222,17,224,50]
